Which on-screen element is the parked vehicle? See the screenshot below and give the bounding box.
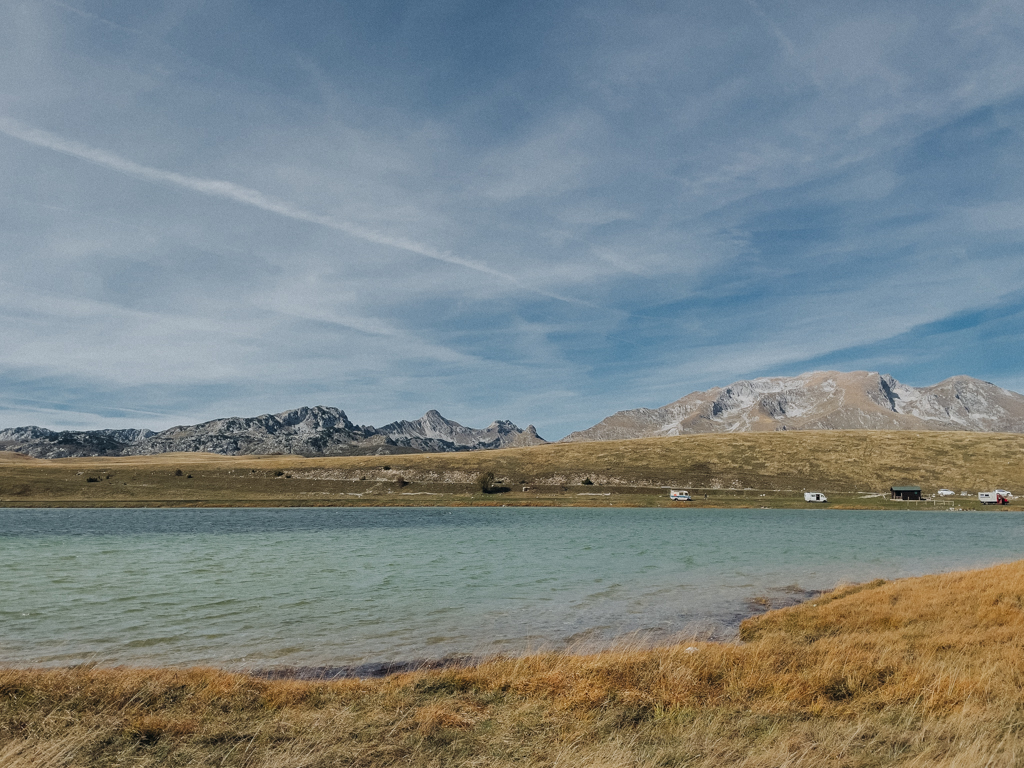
[979,491,1011,505]
[804,492,827,503]
[937,489,955,496]
[669,490,691,501]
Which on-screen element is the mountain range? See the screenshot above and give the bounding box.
[3,371,1024,459]
[0,407,548,459]
[562,371,1024,441]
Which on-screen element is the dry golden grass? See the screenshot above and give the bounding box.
[2,429,1023,508]
[4,560,1024,766]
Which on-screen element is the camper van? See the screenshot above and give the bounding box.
[669,490,691,501]
[979,491,1011,505]
[804,492,827,503]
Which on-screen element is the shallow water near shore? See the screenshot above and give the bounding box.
[2,506,1023,672]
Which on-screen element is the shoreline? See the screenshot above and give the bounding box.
[0,587,822,677]
[4,560,1024,765]
[0,496,1008,510]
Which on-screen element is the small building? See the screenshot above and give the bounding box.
[891,485,922,500]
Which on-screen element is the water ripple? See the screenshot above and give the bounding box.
[2,507,1023,668]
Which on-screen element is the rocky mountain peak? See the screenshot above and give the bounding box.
[561,371,1024,442]
[509,425,548,448]
[0,406,540,459]
[274,405,353,431]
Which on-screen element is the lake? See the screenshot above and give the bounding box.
[2,506,1023,671]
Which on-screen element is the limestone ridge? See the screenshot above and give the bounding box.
[561,371,1024,442]
[509,425,548,448]
[6,371,1020,458]
[0,406,548,459]
[372,410,529,452]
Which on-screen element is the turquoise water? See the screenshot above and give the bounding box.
[2,507,1023,670]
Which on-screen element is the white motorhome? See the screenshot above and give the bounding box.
[669,490,691,501]
[804,492,827,503]
[979,491,1011,505]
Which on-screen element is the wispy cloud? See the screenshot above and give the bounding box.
[44,0,149,39]
[0,116,582,304]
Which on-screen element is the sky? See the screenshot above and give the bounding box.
[2,0,1024,439]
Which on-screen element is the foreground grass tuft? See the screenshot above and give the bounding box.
[4,560,1024,766]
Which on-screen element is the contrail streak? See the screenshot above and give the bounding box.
[0,116,579,302]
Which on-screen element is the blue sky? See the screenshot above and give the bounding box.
[2,0,1024,439]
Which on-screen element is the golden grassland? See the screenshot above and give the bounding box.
[1,429,1022,509]
[5,559,1024,766]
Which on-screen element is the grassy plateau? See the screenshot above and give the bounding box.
[1,429,1022,509]
[4,559,1024,766]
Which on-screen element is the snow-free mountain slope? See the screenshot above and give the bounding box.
[373,410,526,452]
[4,371,1021,458]
[0,407,547,459]
[561,371,1024,442]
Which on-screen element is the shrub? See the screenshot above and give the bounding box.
[477,471,495,494]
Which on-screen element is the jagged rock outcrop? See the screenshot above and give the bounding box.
[561,371,1024,442]
[373,410,529,452]
[0,406,547,459]
[509,425,548,448]
[123,406,366,457]
[0,427,157,459]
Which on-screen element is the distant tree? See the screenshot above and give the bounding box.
[477,471,495,494]
[581,477,594,485]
